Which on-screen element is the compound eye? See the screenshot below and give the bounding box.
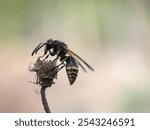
[47,39,53,43]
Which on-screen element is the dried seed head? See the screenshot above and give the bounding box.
[29,58,59,88]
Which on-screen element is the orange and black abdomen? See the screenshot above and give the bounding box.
[66,56,79,85]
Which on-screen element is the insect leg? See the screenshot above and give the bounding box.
[41,54,49,62]
[56,63,65,72]
[53,55,59,62]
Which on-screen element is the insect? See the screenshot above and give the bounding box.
[31,39,94,85]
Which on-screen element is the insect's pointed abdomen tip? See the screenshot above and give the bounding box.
[70,81,74,86]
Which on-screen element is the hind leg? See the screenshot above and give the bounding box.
[55,56,68,68]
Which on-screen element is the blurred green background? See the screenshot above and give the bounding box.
[0,0,150,112]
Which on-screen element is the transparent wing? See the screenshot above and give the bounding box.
[77,60,87,72]
[64,47,94,71]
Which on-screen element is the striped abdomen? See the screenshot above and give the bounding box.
[66,56,79,85]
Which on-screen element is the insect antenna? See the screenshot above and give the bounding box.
[31,43,46,56]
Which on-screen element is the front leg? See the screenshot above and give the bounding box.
[53,55,59,62]
[41,54,49,62]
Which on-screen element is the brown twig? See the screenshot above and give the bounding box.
[40,87,51,113]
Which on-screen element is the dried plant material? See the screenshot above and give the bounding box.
[29,57,59,88]
[29,57,63,113]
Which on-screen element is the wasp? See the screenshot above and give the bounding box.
[31,39,94,85]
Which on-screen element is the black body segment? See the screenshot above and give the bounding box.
[65,56,79,85]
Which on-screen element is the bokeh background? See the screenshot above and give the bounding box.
[0,0,150,112]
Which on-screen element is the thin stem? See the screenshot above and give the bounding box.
[40,87,51,113]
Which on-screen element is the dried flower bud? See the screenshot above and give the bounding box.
[29,58,60,88]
